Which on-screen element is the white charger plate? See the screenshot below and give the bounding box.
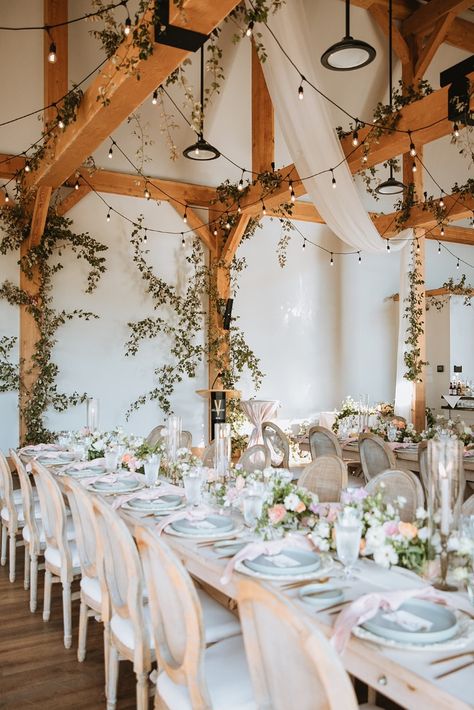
[244,549,321,577]
[235,555,335,582]
[88,478,144,495]
[164,519,244,540]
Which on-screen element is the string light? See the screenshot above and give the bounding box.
[289,180,296,203]
[409,133,416,157]
[362,153,368,163]
[439,193,445,209]
[416,239,420,254]
[213,227,218,236]
[440,225,445,237]
[457,257,460,269]
[386,240,391,253]
[183,206,187,223]
[438,242,441,254]
[47,41,57,63]
[74,178,80,190]
[298,77,304,100]
[106,209,111,222]
[262,200,267,216]
[245,21,254,37]
[152,90,158,105]
[108,144,113,159]
[453,123,460,138]
[358,252,361,264]
[237,202,242,215]
[143,228,147,244]
[352,130,359,147]
[330,253,334,266]
[181,233,185,246]
[144,184,150,200]
[238,172,245,191]
[411,160,417,173]
[4,191,9,203]
[331,169,336,189]
[225,215,231,230]
[124,16,132,36]
[57,114,65,130]
[302,239,306,248]
[24,161,31,173]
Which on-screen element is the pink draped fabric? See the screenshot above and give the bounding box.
[240,399,279,448]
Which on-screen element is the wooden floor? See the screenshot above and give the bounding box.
[0,546,137,709]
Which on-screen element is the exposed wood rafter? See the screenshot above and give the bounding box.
[251,42,274,174]
[401,0,472,37]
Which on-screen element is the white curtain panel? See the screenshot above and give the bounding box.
[251,0,414,418]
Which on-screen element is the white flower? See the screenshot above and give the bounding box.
[416,507,427,520]
[311,534,330,552]
[316,521,330,538]
[365,525,386,552]
[373,544,398,568]
[397,496,407,508]
[386,503,395,517]
[417,526,429,541]
[284,493,301,511]
[452,566,470,581]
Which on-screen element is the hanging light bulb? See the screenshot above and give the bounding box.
[438,242,441,254]
[298,81,304,100]
[213,227,218,236]
[302,239,306,249]
[57,115,65,130]
[183,207,188,223]
[457,258,460,269]
[108,144,113,159]
[181,234,186,246]
[124,17,132,36]
[439,194,445,209]
[225,215,231,230]
[246,20,254,37]
[143,229,147,244]
[106,210,111,223]
[409,133,416,157]
[412,160,417,173]
[238,174,245,191]
[144,185,151,200]
[262,201,267,216]
[237,202,242,215]
[352,129,359,147]
[152,90,158,105]
[4,191,9,204]
[358,252,361,263]
[330,253,334,266]
[362,153,368,163]
[386,240,391,253]
[74,179,80,190]
[440,225,445,237]
[416,239,420,254]
[453,123,460,138]
[24,161,31,173]
[331,170,336,188]
[48,41,57,63]
[183,46,220,162]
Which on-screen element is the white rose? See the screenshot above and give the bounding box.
[284,493,301,511]
[317,521,330,538]
[311,535,330,552]
[416,507,427,520]
[373,544,398,568]
[417,526,429,541]
[365,525,386,552]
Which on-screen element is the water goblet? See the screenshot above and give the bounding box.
[104,447,119,472]
[335,507,362,579]
[387,423,398,443]
[183,470,203,508]
[72,442,87,462]
[144,454,161,488]
[242,490,264,532]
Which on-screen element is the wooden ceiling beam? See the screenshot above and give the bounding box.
[43,0,68,126]
[412,12,456,82]
[56,185,91,216]
[170,203,216,255]
[401,0,472,37]
[377,192,474,235]
[368,3,411,63]
[429,224,474,245]
[251,42,274,174]
[221,214,252,264]
[266,201,325,223]
[26,0,241,191]
[0,154,25,180]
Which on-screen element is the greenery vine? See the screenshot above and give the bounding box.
[0,200,107,444]
[0,336,20,393]
[427,275,473,311]
[403,241,428,383]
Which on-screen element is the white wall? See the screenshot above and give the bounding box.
[0,1,473,450]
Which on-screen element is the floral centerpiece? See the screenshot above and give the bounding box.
[332,396,360,435]
[376,401,395,419]
[161,447,202,484]
[369,418,421,444]
[421,415,473,448]
[123,439,165,472]
[253,470,318,538]
[311,487,431,572]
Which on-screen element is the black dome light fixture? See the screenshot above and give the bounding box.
[321,0,376,71]
[183,45,220,161]
[375,0,405,196]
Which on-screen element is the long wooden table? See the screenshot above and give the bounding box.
[162,530,474,710]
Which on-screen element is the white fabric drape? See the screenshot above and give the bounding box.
[250,0,414,418]
[240,399,280,447]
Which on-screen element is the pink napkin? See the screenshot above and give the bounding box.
[220,534,315,585]
[392,442,416,450]
[111,483,184,510]
[68,458,105,470]
[21,444,61,453]
[156,505,215,535]
[79,471,140,488]
[331,586,445,653]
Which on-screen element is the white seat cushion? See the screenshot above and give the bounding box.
[80,575,101,605]
[157,634,255,710]
[44,541,81,570]
[23,516,75,544]
[110,587,240,652]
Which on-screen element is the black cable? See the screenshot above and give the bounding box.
[0,0,130,31]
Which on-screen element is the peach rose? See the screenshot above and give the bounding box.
[398,522,417,540]
[295,501,306,514]
[268,504,287,525]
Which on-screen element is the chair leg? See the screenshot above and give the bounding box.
[8,531,16,583]
[62,581,72,649]
[77,599,89,662]
[136,671,149,710]
[0,523,5,565]
[24,544,30,590]
[103,624,110,696]
[43,569,52,621]
[30,554,38,612]
[106,643,119,710]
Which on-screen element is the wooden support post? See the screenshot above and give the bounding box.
[44,0,68,126]
[251,43,274,174]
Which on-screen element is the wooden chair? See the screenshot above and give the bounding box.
[62,477,103,663]
[31,461,80,648]
[359,433,396,482]
[365,469,425,522]
[238,445,271,472]
[299,456,348,502]
[0,449,32,584]
[135,525,252,710]
[90,494,153,710]
[262,421,290,468]
[9,449,44,609]
[145,425,166,447]
[237,580,378,710]
[462,494,474,516]
[308,426,342,460]
[180,430,193,449]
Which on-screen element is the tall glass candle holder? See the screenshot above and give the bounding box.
[86,397,99,432]
[427,438,464,591]
[166,414,182,464]
[215,422,231,480]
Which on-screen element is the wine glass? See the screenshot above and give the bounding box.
[183,470,203,508]
[72,442,87,462]
[104,447,119,473]
[335,507,362,579]
[242,490,264,533]
[144,454,161,488]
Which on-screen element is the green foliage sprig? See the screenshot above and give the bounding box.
[0,200,107,443]
[0,335,20,393]
[404,241,428,383]
[428,275,473,311]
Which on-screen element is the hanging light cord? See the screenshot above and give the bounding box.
[0,0,130,31]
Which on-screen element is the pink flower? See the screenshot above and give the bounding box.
[383,520,399,537]
[340,488,368,505]
[326,504,341,523]
[235,475,246,491]
[268,504,287,525]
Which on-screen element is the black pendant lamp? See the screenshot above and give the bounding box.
[321,0,376,71]
[183,45,220,161]
[375,0,405,196]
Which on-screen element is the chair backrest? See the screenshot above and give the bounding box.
[262,422,289,468]
[201,441,216,468]
[462,494,474,516]
[9,449,40,552]
[145,425,166,446]
[62,476,97,579]
[0,450,19,530]
[180,430,192,449]
[417,440,429,497]
[238,445,271,473]
[308,426,342,460]
[299,456,348,503]
[238,580,358,710]
[91,494,149,665]
[359,433,396,481]
[31,462,73,580]
[365,469,425,522]
[135,525,209,708]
